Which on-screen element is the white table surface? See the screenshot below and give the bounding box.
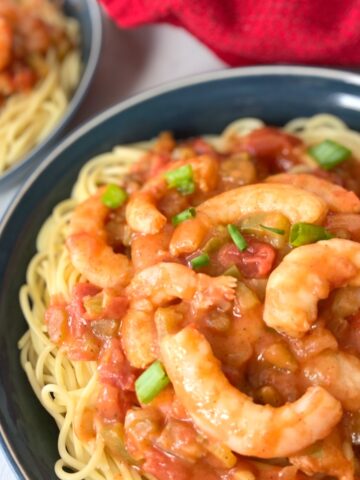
[0,8,225,480]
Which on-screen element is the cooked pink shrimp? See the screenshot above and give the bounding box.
[122,263,237,368]
[160,326,342,458]
[266,173,360,213]
[264,239,360,337]
[126,155,219,235]
[302,350,360,412]
[170,183,328,256]
[121,299,157,369]
[127,262,236,308]
[67,192,132,290]
[0,17,12,71]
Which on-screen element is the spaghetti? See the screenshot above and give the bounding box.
[0,0,81,174]
[18,115,360,480]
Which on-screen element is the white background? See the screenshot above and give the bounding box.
[0,8,225,480]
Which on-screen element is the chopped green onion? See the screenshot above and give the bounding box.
[101,184,128,209]
[260,224,285,235]
[227,224,248,251]
[308,139,351,170]
[164,165,195,195]
[135,360,170,404]
[223,265,242,279]
[290,222,334,247]
[190,253,210,269]
[171,207,196,226]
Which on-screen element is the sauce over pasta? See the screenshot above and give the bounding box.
[0,0,81,174]
[19,115,360,480]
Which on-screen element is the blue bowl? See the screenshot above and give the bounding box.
[0,66,360,479]
[0,0,102,190]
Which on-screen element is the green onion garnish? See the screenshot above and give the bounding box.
[290,222,334,247]
[101,184,128,209]
[260,224,285,235]
[135,360,170,404]
[164,165,195,195]
[227,224,248,251]
[171,207,196,226]
[190,253,210,269]
[308,139,351,170]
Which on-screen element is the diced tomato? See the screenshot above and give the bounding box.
[143,448,191,480]
[98,338,137,391]
[238,127,302,172]
[96,383,135,424]
[70,283,101,316]
[102,294,129,320]
[65,334,100,361]
[241,127,301,158]
[217,239,276,278]
[143,448,224,480]
[67,283,100,337]
[45,295,68,344]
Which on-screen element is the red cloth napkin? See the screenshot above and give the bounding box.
[100,0,360,66]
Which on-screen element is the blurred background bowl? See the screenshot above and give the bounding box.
[0,66,360,479]
[0,0,102,191]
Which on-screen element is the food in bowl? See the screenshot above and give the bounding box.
[0,0,81,174]
[18,113,360,479]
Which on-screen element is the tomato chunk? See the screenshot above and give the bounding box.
[67,283,101,337]
[143,448,226,480]
[102,295,128,319]
[98,338,136,391]
[96,383,135,424]
[143,449,191,480]
[239,127,302,172]
[217,239,276,278]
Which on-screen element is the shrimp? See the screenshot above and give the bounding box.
[131,225,175,271]
[266,173,360,213]
[126,155,219,235]
[264,239,360,337]
[160,326,342,458]
[121,299,157,369]
[0,17,12,71]
[170,183,328,256]
[127,262,236,309]
[122,263,237,368]
[302,350,360,412]
[67,192,132,290]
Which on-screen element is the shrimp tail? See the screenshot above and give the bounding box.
[193,274,237,310]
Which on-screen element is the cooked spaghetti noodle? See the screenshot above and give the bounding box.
[0,0,81,174]
[19,114,360,480]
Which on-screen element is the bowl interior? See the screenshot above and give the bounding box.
[0,0,102,190]
[0,68,360,479]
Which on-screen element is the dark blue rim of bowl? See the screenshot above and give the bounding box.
[1,65,360,479]
[0,0,103,189]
